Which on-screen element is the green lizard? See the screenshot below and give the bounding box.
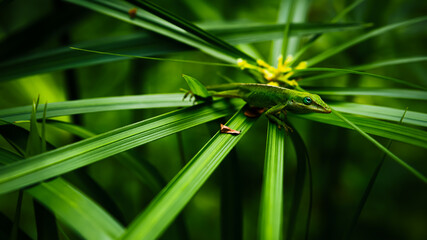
[184,81,331,131]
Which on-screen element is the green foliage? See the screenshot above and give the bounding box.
[0,0,426,239]
[258,123,285,240]
[122,108,256,239]
[0,101,237,194]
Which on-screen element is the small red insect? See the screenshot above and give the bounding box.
[128,8,137,19]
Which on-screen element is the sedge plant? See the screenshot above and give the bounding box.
[0,0,426,239]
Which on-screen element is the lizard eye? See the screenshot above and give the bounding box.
[303,97,312,105]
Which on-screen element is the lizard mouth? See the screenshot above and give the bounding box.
[323,108,332,113]
[312,104,332,113]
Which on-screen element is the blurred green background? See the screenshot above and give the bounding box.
[0,0,426,239]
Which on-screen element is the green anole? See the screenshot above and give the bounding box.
[183,80,332,131]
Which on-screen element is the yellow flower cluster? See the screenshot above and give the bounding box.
[237,55,307,88]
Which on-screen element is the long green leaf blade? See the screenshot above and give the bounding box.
[120,108,257,240]
[329,102,427,127]
[28,179,125,240]
[292,0,366,62]
[311,88,427,100]
[306,16,427,67]
[291,112,427,149]
[286,125,310,240]
[345,109,408,238]
[0,94,192,123]
[66,0,236,63]
[298,67,427,90]
[332,110,426,183]
[331,0,365,22]
[0,100,237,194]
[0,22,366,82]
[215,22,367,45]
[0,149,21,164]
[47,120,166,193]
[352,56,427,70]
[281,0,297,58]
[28,99,59,240]
[0,151,125,240]
[125,0,254,61]
[301,56,427,83]
[258,122,285,240]
[25,99,42,157]
[0,32,186,83]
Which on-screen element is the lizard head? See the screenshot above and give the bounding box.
[287,92,332,113]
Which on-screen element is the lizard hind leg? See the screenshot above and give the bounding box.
[244,106,266,118]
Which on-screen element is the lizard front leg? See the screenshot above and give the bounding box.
[180,88,212,103]
[264,104,293,132]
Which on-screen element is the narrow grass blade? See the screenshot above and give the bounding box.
[270,0,288,61]
[10,191,23,240]
[45,120,96,140]
[0,94,192,123]
[0,124,27,156]
[272,0,311,62]
[0,148,20,164]
[64,0,366,67]
[302,56,427,84]
[29,100,60,240]
[47,120,166,193]
[292,0,366,63]
[288,0,311,56]
[66,169,127,225]
[329,102,427,127]
[311,88,427,100]
[28,178,125,240]
[286,125,310,240]
[66,0,236,63]
[332,110,427,183]
[345,109,408,238]
[1,150,124,240]
[292,112,427,149]
[216,22,368,45]
[125,0,255,61]
[331,0,365,22]
[298,67,427,90]
[281,0,297,58]
[0,32,186,82]
[41,103,47,153]
[120,108,257,240]
[258,122,285,240]
[352,56,427,70]
[70,47,237,67]
[25,98,42,157]
[0,22,366,82]
[0,100,237,194]
[306,16,427,67]
[301,57,427,83]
